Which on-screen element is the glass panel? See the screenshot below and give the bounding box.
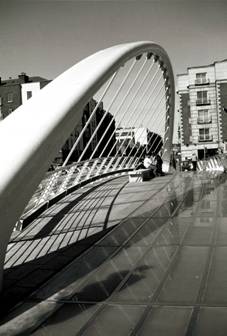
[157,246,209,304]
[137,306,192,336]
[183,217,214,245]
[193,307,227,336]
[203,247,227,304]
[33,246,117,300]
[82,304,146,336]
[72,246,147,301]
[96,217,145,246]
[112,245,177,303]
[216,219,227,244]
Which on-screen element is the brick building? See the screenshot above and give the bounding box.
[177,59,227,160]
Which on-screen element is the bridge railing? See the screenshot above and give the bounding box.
[21,156,136,219]
[197,155,227,172]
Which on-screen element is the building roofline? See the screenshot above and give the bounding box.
[187,63,214,70]
[176,73,188,77]
[0,75,49,86]
[177,58,227,76]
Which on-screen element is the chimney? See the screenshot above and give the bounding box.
[18,72,29,83]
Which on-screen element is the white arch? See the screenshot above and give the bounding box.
[0,41,174,289]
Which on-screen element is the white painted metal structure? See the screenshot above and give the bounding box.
[0,41,174,289]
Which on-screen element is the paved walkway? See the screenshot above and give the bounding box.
[1,171,227,335]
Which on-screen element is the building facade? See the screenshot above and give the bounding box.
[0,73,49,120]
[177,59,227,160]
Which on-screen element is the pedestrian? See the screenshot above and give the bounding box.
[155,153,164,176]
[172,155,176,170]
[191,152,197,171]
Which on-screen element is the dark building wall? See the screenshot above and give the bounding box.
[219,83,227,141]
[180,93,191,145]
[148,132,162,154]
[62,101,116,162]
[81,103,92,159]
[62,104,90,162]
[96,108,116,157]
[0,84,22,118]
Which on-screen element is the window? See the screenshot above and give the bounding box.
[199,128,210,141]
[7,93,13,103]
[197,91,209,105]
[196,73,206,79]
[196,72,207,84]
[197,91,207,100]
[26,91,32,100]
[198,109,210,123]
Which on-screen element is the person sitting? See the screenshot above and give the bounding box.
[143,155,152,169]
[143,153,156,177]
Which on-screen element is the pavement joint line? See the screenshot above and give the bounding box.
[22,297,227,309]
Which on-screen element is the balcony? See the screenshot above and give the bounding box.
[195,78,210,85]
[197,116,212,124]
[198,134,213,142]
[196,99,211,106]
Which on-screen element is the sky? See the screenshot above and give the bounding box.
[1,0,227,140]
[1,0,227,81]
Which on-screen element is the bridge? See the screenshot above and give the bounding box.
[0,42,227,335]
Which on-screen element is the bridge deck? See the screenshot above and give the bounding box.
[1,171,227,335]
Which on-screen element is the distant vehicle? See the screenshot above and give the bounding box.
[181,159,193,171]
